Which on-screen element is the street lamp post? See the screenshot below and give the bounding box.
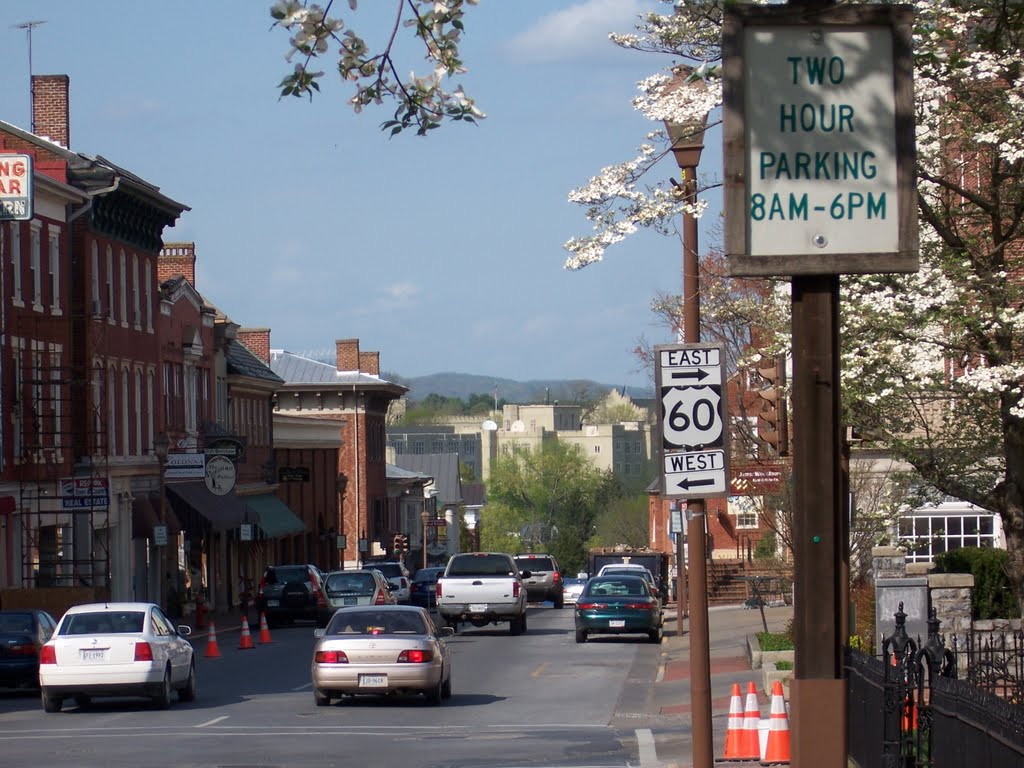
[336,473,348,570]
[663,65,713,768]
[152,433,170,613]
[421,497,430,571]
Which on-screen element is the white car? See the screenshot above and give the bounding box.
[39,602,196,712]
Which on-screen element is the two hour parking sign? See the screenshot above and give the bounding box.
[656,343,730,498]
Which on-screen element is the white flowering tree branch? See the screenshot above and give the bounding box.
[271,0,484,136]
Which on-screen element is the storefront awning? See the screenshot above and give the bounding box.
[165,482,250,531]
[245,493,306,538]
[131,494,181,539]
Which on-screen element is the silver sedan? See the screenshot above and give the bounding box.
[311,605,453,706]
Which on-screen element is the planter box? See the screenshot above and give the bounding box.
[762,659,793,700]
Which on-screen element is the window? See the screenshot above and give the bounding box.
[135,369,143,454]
[105,246,114,322]
[144,258,153,331]
[163,362,173,426]
[107,367,117,455]
[412,441,424,455]
[147,369,155,451]
[432,439,444,452]
[900,511,998,563]
[92,365,103,453]
[9,222,21,304]
[131,254,140,327]
[48,229,60,313]
[118,250,127,325]
[730,496,758,529]
[29,221,41,308]
[121,368,130,456]
[90,242,100,315]
[51,348,62,452]
[593,445,601,454]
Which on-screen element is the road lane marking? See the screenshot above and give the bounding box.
[292,682,312,691]
[196,716,228,728]
[530,663,548,679]
[636,728,662,767]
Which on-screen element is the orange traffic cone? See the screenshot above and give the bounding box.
[204,620,222,659]
[761,680,791,765]
[239,616,255,650]
[258,611,273,644]
[741,681,762,760]
[723,683,746,759]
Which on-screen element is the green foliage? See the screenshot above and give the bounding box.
[934,547,1021,620]
[757,631,795,652]
[774,660,794,671]
[484,441,621,573]
[591,494,650,549]
[754,532,777,560]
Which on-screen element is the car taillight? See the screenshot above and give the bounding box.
[435,580,443,599]
[314,650,349,664]
[577,602,606,610]
[134,642,154,662]
[375,591,386,605]
[310,572,327,608]
[624,602,654,610]
[397,649,433,663]
[553,571,562,583]
[512,581,520,598]
[39,645,56,665]
[8,641,37,656]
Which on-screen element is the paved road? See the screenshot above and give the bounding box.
[0,602,792,768]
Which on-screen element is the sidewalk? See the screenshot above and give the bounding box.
[642,601,794,765]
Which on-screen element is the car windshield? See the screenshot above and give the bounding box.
[369,564,403,579]
[60,611,146,635]
[0,613,33,633]
[414,568,443,583]
[265,566,311,585]
[602,568,654,582]
[515,556,555,572]
[326,610,426,635]
[586,579,649,597]
[324,573,377,595]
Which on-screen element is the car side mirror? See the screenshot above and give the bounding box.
[177,626,192,637]
[313,628,326,639]
[438,626,455,637]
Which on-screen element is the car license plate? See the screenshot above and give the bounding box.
[81,649,106,661]
[469,604,487,613]
[609,619,626,628]
[267,599,280,607]
[358,674,387,688]
[344,597,357,605]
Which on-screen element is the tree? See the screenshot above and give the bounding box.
[561,1,1024,611]
[485,441,619,574]
[591,494,649,550]
[271,0,483,135]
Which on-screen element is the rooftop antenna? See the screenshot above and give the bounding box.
[12,20,46,132]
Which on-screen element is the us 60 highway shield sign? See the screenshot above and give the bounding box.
[655,343,730,499]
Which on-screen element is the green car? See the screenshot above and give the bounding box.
[574,575,663,644]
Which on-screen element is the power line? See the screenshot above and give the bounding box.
[12,20,47,132]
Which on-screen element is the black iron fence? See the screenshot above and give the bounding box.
[846,603,1024,768]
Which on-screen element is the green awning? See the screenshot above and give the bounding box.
[246,494,306,538]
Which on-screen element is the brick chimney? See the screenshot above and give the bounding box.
[358,351,380,375]
[238,328,271,364]
[32,75,70,147]
[158,243,196,287]
[336,339,360,372]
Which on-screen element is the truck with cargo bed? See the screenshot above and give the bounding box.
[436,552,530,635]
[588,547,670,602]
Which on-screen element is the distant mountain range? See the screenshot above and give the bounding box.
[384,372,653,404]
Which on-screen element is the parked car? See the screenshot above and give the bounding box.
[322,569,396,609]
[38,602,196,712]
[574,574,663,645]
[561,577,587,605]
[0,609,57,690]
[596,565,662,610]
[366,561,412,604]
[513,553,564,608]
[255,564,332,627]
[410,567,446,608]
[310,605,454,706]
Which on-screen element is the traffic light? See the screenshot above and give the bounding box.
[755,355,788,456]
[401,535,410,554]
[393,534,403,557]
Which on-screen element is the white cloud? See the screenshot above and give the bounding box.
[385,282,420,301]
[505,0,649,63]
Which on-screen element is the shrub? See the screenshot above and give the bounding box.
[757,631,795,651]
[934,547,1020,620]
[775,660,794,670]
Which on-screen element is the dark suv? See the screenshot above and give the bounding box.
[513,554,563,608]
[254,564,331,627]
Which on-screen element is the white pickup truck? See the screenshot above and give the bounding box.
[436,552,530,635]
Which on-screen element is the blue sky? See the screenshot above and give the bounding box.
[1,0,714,394]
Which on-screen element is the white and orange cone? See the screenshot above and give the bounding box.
[723,682,746,759]
[204,620,222,659]
[258,611,273,644]
[238,616,255,650]
[740,680,762,760]
[761,680,791,765]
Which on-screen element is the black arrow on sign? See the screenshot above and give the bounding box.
[675,477,718,491]
[670,368,710,383]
